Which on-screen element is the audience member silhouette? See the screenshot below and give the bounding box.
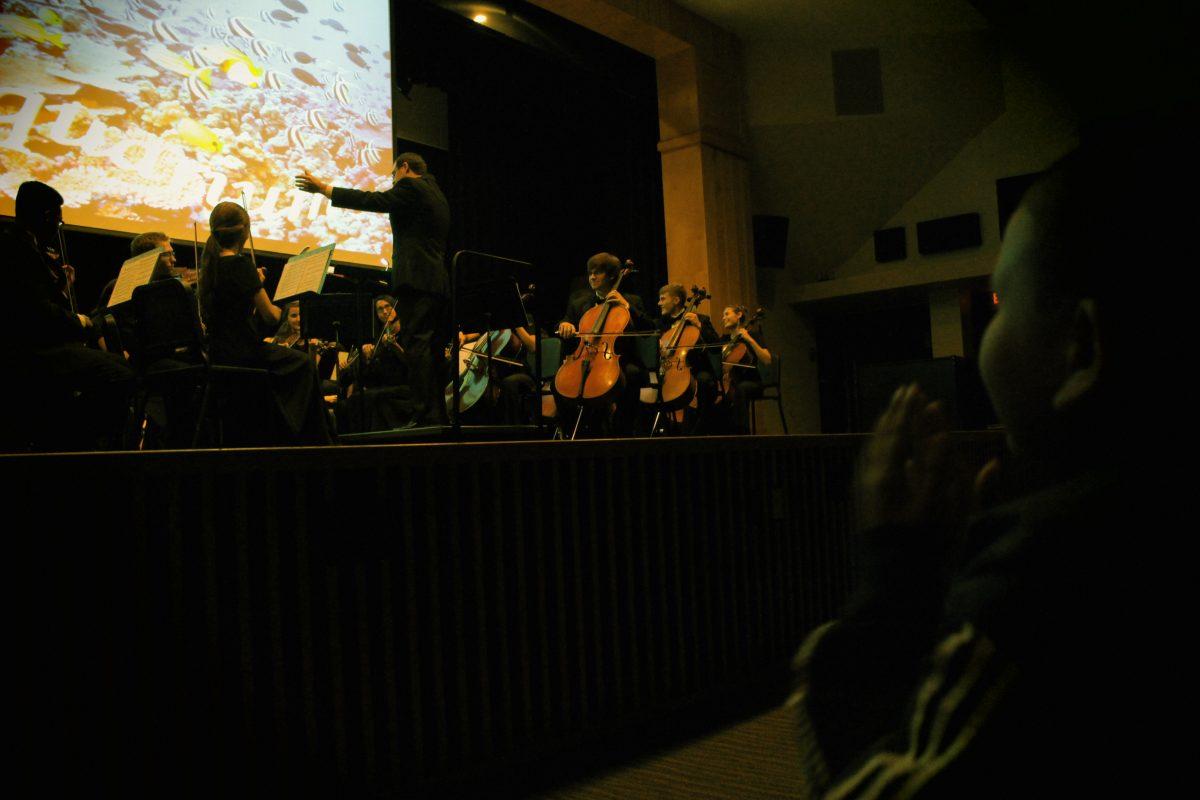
[789,120,1178,797]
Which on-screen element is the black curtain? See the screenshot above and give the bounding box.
[397,2,666,327]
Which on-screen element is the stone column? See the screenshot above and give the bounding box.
[656,46,757,318]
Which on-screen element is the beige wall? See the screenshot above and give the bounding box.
[532,2,1078,435]
[536,0,758,323]
[746,35,1078,433]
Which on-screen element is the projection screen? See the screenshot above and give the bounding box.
[0,0,394,267]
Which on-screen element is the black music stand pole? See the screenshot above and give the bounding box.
[450,250,535,441]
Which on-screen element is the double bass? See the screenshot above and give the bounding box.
[553,263,635,407]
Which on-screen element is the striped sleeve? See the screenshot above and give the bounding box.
[791,622,1018,800]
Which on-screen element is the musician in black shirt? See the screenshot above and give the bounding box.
[654,283,720,433]
[197,202,330,444]
[4,181,134,450]
[555,252,652,435]
[296,152,450,426]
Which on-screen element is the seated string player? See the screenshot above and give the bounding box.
[93,231,183,360]
[555,252,652,435]
[451,323,539,426]
[197,201,330,445]
[788,124,1175,797]
[4,181,135,451]
[338,294,415,432]
[717,305,772,434]
[269,300,338,388]
[652,283,720,433]
[95,232,201,448]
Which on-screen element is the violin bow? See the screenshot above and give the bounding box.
[240,190,258,268]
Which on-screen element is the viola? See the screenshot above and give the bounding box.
[654,285,710,411]
[553,263,634,407]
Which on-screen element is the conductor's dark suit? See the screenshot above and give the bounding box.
[332,174,450,424]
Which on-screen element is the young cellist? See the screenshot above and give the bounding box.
[717,305,772,434]
[555,252,652,435]
[653,283,720,433]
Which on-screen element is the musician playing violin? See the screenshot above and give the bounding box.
[4,181,134,450]
[95,231,202,447]
[93,232,187,360]
[337,294,415,432]
[556,252,652,434]
[719,304,773,434]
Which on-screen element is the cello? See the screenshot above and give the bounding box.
[444,285,535,415]
[444,328,526,414]
[553,263,635,407]
[654,285,710,411]
[718,307,765,401]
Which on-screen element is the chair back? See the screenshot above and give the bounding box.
[527,335,564,379]
[634,331,660,371]
[707,348,723,377]
[133,279,204,366]
[756,353,781,388]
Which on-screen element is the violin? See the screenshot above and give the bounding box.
[653,285,710,411]
[343,311,402,379]
[719,307,765,401]
[553,263,634,407]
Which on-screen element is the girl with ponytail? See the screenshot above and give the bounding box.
[199,201,330,444]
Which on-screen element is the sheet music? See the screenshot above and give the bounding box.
[274,243,334,302]
[107,247,164,308]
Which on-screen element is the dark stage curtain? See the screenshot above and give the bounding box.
[398,2,668,325]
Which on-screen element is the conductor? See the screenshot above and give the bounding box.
[296,151,450,426]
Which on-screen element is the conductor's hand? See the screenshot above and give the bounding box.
[295,170,331,198]
[556,321,577,338]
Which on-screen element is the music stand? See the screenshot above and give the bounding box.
[300,293,375,349]
[450,278,530,434]
[107,246,165,309]
[274,243,333,304]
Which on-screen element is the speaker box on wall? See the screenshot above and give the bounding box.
[753,215,789,269]
[916,213,982,255]
[873,226,907,263]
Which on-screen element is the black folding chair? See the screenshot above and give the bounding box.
[749,354,788,434]
[131,280,269,448]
